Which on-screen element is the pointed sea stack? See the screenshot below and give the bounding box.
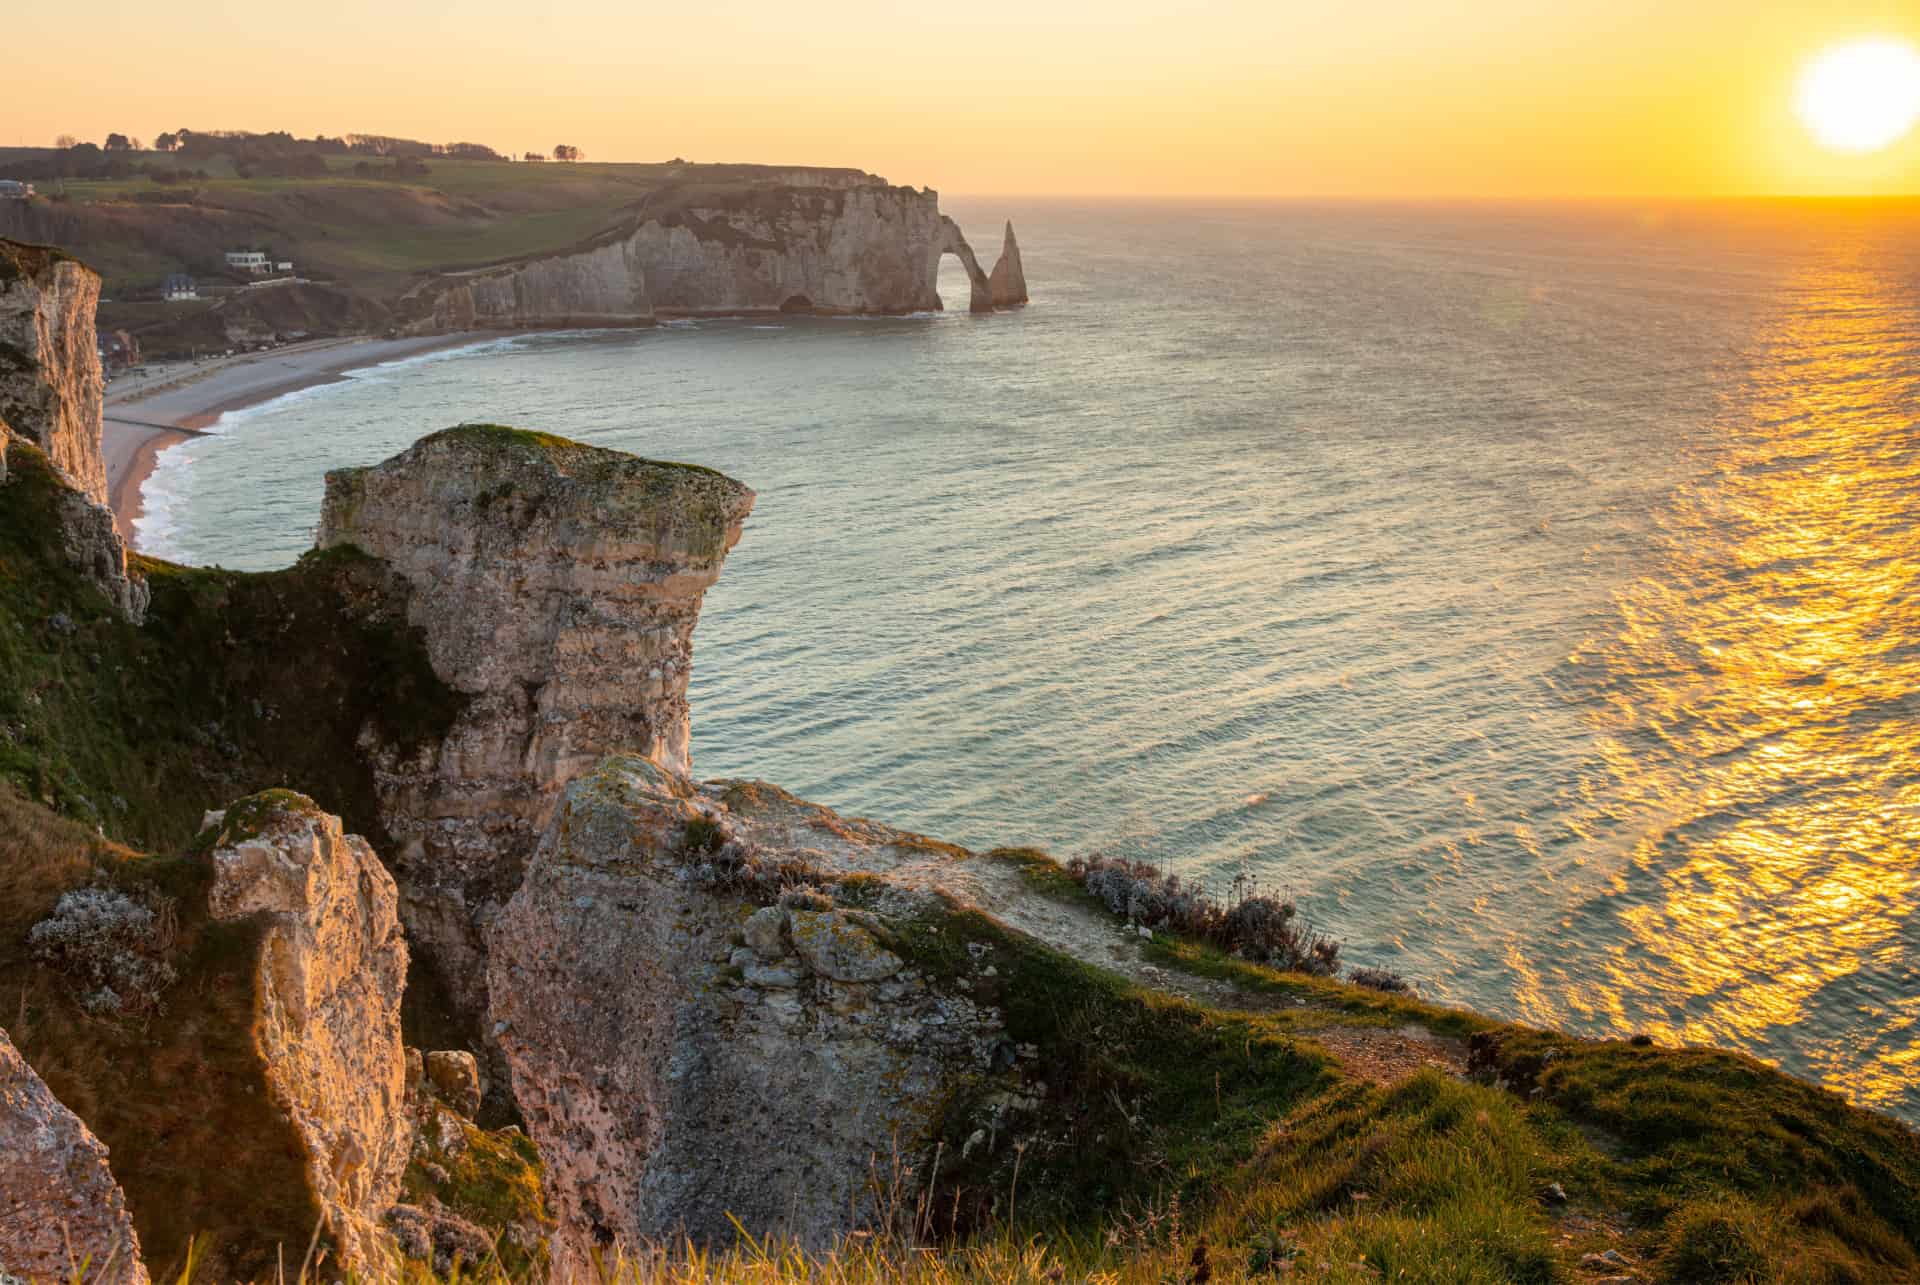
[989,220,1029,307]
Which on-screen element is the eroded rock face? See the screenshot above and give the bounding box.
[488,756,1003,1273]
[0,240,146,621]
[0,239,105,504]
[935,216,994,314]
[989,221,1028,307]
[317,426,755,1021]
[0,1025,147,1285]
[400,182,1021,327]
[204,792,412,1274]
[405,238,656,333]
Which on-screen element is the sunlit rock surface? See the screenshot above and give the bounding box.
[317,426,754,1023]
[204,792,413,1274]
[0,1025,147,1285]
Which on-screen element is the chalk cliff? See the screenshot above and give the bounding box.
[203,792,414,1274]
[989,221,1028,307]
[317,426,755,1023]
[401,238,656,333]
[397,181,1017,329]
[0,238,147,621]
[0,1026,148,1285]
[1,240,106,504]
[488,756,1008,1271]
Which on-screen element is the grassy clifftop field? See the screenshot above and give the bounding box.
[0,146,883,352]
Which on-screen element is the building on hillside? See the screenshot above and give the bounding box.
[97,328,141,371]
[276,261,294,272]
[0,180,35,200]
[224,250,270,274]
[163,273,199,301]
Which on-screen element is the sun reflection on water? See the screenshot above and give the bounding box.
[1550,258,1920,1107]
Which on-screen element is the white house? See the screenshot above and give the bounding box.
[224,250,270,274]
[0,180,34,200]
[163,273,198,301]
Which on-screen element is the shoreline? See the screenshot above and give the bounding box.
[104,332,488,547]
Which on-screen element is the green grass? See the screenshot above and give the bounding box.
[0,438,463,850]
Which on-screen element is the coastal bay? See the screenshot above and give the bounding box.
[101,334,484,542]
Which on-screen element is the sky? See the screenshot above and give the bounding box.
[6,0,1920,197]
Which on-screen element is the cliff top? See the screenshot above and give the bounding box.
[323,424,755,562]
[0,238,86,286]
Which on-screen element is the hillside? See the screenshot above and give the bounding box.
[0,149,908,354]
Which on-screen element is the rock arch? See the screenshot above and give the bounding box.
[931,216,993,313]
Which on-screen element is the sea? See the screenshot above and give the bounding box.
[137,198,1920,1123]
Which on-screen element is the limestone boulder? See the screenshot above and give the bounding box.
[204,791,413,1274]
[0,1026,147,1284]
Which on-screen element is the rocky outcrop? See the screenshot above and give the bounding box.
[1,239,106,505]
[203,791,413,1274]
[48,463,150,621]
[403,239,656,333]
[317,426,755,1022]
[989,221,1028,307]
[398,182,1021,329]
[488,755,1005,1272]
[0,239,146,622]
[0,1026,148,1285]
[935,216,994,313]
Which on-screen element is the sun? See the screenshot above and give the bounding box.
[1795,37,1920,153]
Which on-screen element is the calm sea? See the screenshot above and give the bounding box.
[140,198,1920,1122]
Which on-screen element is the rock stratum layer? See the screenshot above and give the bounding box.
[489,756,1005,1272]
[204,792,414,1274]
[0,238,145,620]
[0,1025,148,1285]
[317,426,755,1023]
[398,179,1017,329]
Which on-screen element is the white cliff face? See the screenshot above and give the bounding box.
[315,426,755,1021]
[487,756,1004,1274]
[0,240,146,621]
[0,241,105,505]
[0,1026,148,1285]
[400,238,655,333]
[204,792,413,1275]
[989,221,1029,307]
[401,183,1023,328]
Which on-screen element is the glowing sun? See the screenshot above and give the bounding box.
[1795,37,1920,153]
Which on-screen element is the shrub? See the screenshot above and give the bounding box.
[28,885,178,1014]
[1660,1196,1775,1283]
[1067,855,1340,974]
[1348,965,1413,995]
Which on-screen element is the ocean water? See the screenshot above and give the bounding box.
[140,199,1920,1122]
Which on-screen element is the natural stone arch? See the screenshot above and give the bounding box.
[930,216,993,313]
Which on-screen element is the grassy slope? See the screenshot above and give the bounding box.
[12,154,866,297]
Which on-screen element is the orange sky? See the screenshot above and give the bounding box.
[6,0,1919,197]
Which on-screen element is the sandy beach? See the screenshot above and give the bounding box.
[103,332,484,545]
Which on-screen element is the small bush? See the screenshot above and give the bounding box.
[1661,1196,1775,1283]
[1349,965,1413,995]
[28,885,178,1014]
[1067,855,1340,974]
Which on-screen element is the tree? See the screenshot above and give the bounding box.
[522,151,547,162]
[552,144,582,162]
[53,134,78,149]
[153,132,180,152]
[104,133,133,152]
